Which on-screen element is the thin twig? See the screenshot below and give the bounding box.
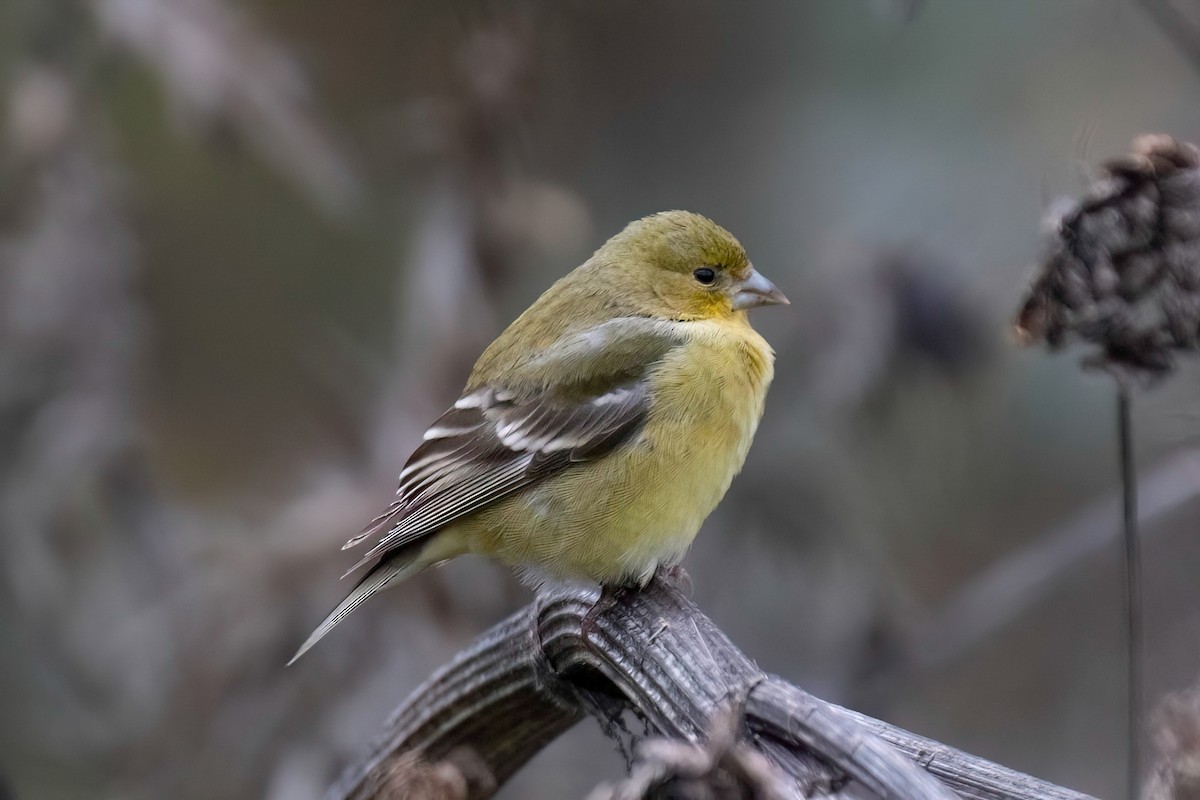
[1118,387,1143,799]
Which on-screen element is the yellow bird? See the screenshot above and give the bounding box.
[290,210,787,663]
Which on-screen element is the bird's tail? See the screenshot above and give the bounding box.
[287,545,425,666]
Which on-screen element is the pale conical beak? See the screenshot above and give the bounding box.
[732,267,790,311]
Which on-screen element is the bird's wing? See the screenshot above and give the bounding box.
[341,316,683,573]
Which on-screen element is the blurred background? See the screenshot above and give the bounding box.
[3,1,1200,798]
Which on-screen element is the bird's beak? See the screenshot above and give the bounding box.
[732,267,789,311]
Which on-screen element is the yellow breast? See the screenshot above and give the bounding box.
[619,318,773,568]
[463,315,775,586]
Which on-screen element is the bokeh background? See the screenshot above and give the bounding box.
[3,1,1200,798]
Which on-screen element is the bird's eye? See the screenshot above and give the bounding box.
[693,267,717,285]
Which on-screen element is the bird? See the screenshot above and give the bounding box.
[289,210,788,664]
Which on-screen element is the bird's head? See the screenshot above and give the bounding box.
[594,210,789,321]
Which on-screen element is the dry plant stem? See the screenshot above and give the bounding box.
[325,609,583,799]
[1011,131,1200,796]
[328,577,1097,800]
[1119,388,1143,800]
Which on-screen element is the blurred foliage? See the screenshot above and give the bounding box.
[3,1,1200,799]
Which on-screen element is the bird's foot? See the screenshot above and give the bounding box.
[657,564,692,594]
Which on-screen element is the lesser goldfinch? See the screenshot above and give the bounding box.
[290,210,787,663]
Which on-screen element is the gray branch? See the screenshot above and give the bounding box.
[327,575,1096,800]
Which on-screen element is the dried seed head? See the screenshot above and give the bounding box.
[1016,134,1200,385]
[584,704,792,800]
[1142,679,1200,800]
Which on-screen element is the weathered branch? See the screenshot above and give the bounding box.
[326,609,583,798]
[328,576,1097,800]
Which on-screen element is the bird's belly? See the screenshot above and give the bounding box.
[469,345,769,585]
[478,446,732,585]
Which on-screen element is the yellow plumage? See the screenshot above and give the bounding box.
[290,210,787,664]
[455,317,774,584]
